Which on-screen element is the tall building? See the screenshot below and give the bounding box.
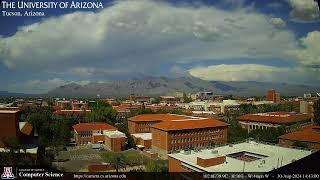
[266,89,280,103]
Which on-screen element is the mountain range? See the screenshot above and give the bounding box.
[46,77,320,97]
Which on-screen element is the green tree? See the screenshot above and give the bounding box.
[314,98,320,125]
[101,152,127,173]
[10,102,18,107]
[182,93,192,103]
[145,160,168,172]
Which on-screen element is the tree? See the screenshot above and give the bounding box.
[314,98,320,125]
[145,160,168,172]
[10,102,18,107]
[101,152,127,173]
[182,93,192,103]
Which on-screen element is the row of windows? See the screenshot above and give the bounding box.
[249,125,270,130]
[171,143,209,151]
[79,134,92,138]
[138,128,150,132]
[171,129,222,136]
[171,135,223,144]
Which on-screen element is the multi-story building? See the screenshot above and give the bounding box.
[152,119,228,159]
[238,112,312,132]
[54,109,92,116]
[0,109,37,156]
[168,141,312,173]
[0,109,21,147]
[128,114,191,134]
[131,133,152,150]
[128,95,151,103]
[55,100,72,110]
[73,123,126,152]
[128,114,228,159]
[279,125,320,150]
[71,101,88,110]
[159,96,180,104]
[266,89,280,103]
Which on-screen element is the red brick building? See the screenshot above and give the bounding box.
[159,96,180,104]
[54,109,91,116]
[128,95,151,103]
[151,119,228,159]
[128,114,191,134]
[0,110,20,147]
[279,126,320,150]
[73,123,126,152]
[266,89,280,103]
[0,109,35,150]
[238,112,312,132]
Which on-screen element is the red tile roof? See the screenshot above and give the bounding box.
[279,126,320,143]
[152,119,228,131]
[0,107,21,111]
[73,123,117,132]
[128,114,192,122]
[238,112,311,124]
[145,105,177,111]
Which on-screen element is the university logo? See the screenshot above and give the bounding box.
[1,167,15,179]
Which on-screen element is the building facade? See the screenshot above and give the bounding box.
[73,123,126,152]
[238,112,312,132]
[266,89,280,103]
[151,119,228,159]
[279,126,320,150]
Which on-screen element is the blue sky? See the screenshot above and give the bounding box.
[0,0,319,93]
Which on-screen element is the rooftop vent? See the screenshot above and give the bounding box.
[211,150,218,154]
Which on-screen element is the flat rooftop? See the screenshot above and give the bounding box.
[169,141,312,172]
[131,133,152,140]
[0,110,19,113]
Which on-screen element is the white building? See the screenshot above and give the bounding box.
[168,141,312,172]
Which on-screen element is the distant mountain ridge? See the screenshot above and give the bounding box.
[46,77,320,97]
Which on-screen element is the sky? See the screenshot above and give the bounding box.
[0,0,320,94]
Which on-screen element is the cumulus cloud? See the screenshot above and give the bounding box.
[287,0,320,22]
[0,0,298,73]
[8,78,90,94]
[287,31,320,67]
[188,64,320,84]
[270,18,286,28]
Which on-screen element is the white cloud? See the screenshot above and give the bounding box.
[8,78,90,94]
[188,64,320,84]
[287,0,320,22]
[0,0,298,72]
[287,31,320,67]
[270,18,286,28]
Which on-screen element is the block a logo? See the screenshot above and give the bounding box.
[1,167,15,179]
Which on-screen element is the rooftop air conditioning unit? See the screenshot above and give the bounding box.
[211,150,218,154]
